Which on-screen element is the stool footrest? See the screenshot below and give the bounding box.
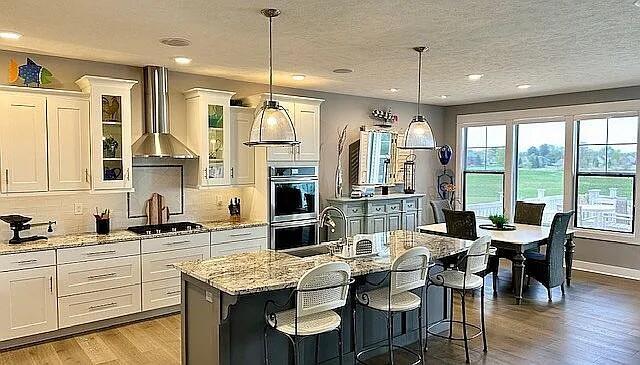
[356,343,423,365]
[427,319,483,341]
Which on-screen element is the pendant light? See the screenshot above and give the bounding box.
[399,46,436,150]
[245,9,300,147]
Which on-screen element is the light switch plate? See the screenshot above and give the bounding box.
[73,203,83,215]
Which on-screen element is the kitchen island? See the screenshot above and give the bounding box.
[174,230,474,365]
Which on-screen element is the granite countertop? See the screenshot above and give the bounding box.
[326,193,426,202]
[0,219,267,255]
[173,230,472,296]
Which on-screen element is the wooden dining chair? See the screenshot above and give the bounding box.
[514,201,546,225]
[443,209,499,296]
[525,211,574,301]
[430,200,452,223]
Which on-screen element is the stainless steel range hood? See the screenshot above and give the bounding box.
[132,66,197,158]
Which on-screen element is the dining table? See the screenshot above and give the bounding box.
[417,222,576,304]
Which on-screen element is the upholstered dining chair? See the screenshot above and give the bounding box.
[442,209,499,295]
[430,199,452,224]
[514,201,546,225]
[525,211,574,301]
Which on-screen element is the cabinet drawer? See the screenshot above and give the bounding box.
[211,238,267,257]
[368,203,386,215]
[57,240,140,264]
[142,277,181,311]
[386,202,401,213]
[142,246,210,282]
[58,284,141,328]
[345,204,365,217]
[58,256,141,296]
[142,232,210,254]
[211,226,267,245]
[0,250,56,272]
[404,199,419,211]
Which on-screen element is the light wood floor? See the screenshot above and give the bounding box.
[1,269,639,365]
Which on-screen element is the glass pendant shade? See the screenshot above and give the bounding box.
[245,100,299,146]
[403,115,436,149]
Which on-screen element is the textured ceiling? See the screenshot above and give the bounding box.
[1,0,639,105]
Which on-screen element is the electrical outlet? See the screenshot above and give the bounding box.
[73,203,83,215]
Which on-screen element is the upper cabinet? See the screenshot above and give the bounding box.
[184,88,236,187]
[0,87,91,194]
[247,93,323,162]
[76,76,138,191]
[230,106,255,185]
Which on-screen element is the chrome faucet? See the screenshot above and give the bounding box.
[319,206,348,245]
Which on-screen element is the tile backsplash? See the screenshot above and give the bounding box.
[0,186,254,241]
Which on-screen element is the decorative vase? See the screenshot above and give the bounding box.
[335,163,343,198]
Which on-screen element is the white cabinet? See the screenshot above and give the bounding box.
[47,96,91,191]
[0,92,48,193]
[0,266,57,340]
[76,76,137,191]
[211,226,268,257]
[248,94,323,162]
[58,284,141,328]
[211,238,267,257]
[184,88,236,187]
[230,106,255,185]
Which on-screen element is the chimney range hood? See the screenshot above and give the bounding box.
[132,66,197,158]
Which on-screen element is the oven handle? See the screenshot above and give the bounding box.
[270,177,318,183]
[271,220,318,229]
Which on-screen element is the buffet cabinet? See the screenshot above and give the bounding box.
[325,194,424,239]
[0,225,267,345]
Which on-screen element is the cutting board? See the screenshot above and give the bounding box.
[146,193,170,225]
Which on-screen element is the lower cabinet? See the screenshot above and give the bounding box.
[367,216,387,233]
[347,217,365,236]
[403,211,418,231]
[58,285,141,328]
[142,277,181,311]
[0,266,57,341]
[211,238,267,256]
[387,213,402,231]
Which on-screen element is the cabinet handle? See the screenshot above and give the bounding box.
[164,240,190,246]
[166,290,181,296]
[87,272,117,280]
[230,167,234,178]
[85,250,117,256]
[85,169,90,183]
[88,302,118,311]
[228,232,252,237]
[4,169,8,190]
[204,168,208,179]
[126,168,130,181]
[49,276,53,293]
[13,259,38,265]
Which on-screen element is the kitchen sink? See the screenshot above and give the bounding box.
[285,245,332,258]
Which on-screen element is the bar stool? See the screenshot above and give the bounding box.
[425,236,491,363]
[264,262,352,365]
[354,246,431,365]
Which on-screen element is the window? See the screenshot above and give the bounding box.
[575,116,637,233]
[516,122,566,225]
[463,125,506,217]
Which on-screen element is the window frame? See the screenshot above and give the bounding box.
[456,100,640,244]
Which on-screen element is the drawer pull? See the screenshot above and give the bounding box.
[375,207,383,211]
[87,272,117,280]
[165,264,176,268]
[88,302,118,311]
[166,290,181,296]
[86,250,117,256]
[390,206,397,210]
[164,240,190,246]
[228,232,252,237]
[13,259,38,265]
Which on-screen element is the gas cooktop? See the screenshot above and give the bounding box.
[127,222,203,235]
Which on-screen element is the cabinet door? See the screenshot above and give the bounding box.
[294,103,320,161]
[347,217,365,236]
[404,211,418,231]
[203,98,231,186]
[387,213,402,231]
[267,101,296,161]
[0,93,48,193]
[0,266,57,341]
[231,108,255,185]
[211,238,267,257]
[367,216,387,234]
[47,97,91,191]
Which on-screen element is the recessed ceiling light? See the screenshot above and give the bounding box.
[439,95,448,99]
[0,31,22,40]
[389,88,399,93]
[160,37,191,47]
[333,68,353,74]
[467,74,484,81]
[517,84,531,89]
[173,56,192,65]
[292,74,306,81]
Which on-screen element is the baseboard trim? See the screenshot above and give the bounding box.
[572,260,640,281]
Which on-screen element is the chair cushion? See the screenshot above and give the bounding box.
[271,309,341,336]
[429,270,484,290]
[524,251,546,262]
[357,287,421,312]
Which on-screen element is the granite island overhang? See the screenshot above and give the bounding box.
[173,230,473,365]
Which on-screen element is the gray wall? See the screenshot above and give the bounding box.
[0,50,445,224]
[443,88,640,270]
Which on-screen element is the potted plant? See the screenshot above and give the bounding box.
[488,214,508,229]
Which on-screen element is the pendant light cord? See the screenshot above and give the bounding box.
[416,50,422,117]
[269,15,273,101]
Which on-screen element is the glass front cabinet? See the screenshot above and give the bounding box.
[76,76,137,191]
[184,89,235,187]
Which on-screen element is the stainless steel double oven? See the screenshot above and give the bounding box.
[269,165,319,251]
